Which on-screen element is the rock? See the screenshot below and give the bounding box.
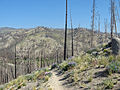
[111,37,120,55]
[91,51,98,56]
[100,65,105,68]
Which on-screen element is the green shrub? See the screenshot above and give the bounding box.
[44,68,50,72]
[51,63,57,70]
[103,49,108,53]
[74,56,83,64]
[86,48,99,54]
[107,61,120,74]
[103,79,114,89]
[108,55,115,62]
[103,49,111,55]
[33,71,44,81]
[33,86,37,90]
[17,85,22,89]
[62,62,76,71]
[22,82,26,86]
[45,72,52,77]
[44,76,49,82]
[25,74,34,81]
[0,87,3,90]
[59,61,68,70]
[48,88,52,90]
[36,57,39,61]
[116,55,120,62]
[73,71,79,83]
[98,56,109,67]
[88,76,93,82]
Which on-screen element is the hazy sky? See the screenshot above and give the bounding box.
[0,0,118,32]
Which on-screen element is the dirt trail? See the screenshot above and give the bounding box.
[48,71,73,90]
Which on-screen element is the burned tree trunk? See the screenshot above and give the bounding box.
[97,15,100,44]
[91,0,95,48]
[111,0,113,40]
[98,15,100,37]
[70,9,74,56]
[56,50,59,64]
[43,50,46,67]
[113,1,117,36]
[41,51,43,68]
[111,0,117,40]
[0,67,3,84]
[105,19,108,42]
[14,43,17,79]
[64,0,68,60]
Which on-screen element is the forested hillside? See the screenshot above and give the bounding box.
[1,0,120,90]
[0,26,111,85]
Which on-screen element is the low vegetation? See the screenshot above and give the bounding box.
[49,45,120,89]
[0,68,52,90]
[1,42,120,89]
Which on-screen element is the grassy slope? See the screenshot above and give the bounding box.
[56,48,120,89]
[1,46,120,90]
[0,68,52,90]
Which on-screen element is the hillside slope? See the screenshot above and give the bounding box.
[0,26,112,86]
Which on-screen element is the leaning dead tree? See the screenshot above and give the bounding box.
[64,0,68,60]
[91,0,95,48]
[70,9,74,56]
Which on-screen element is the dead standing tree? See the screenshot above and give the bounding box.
[14,43,17,79]
[70,8,74,56]
[64,0,68,60]
[98,15,100,37]
[41,50,43,68]
[98,15,100,44]
[113,1,117,36]
[91,0,95,48]
[104,19,108,42]
[111,0,117,40]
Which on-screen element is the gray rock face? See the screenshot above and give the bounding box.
[111,37,120,55]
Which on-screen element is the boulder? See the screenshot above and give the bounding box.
[91,51,98,56]
[111,37,120,55]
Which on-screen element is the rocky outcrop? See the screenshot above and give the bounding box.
[86,37,120,56]
[111,37,120,55]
